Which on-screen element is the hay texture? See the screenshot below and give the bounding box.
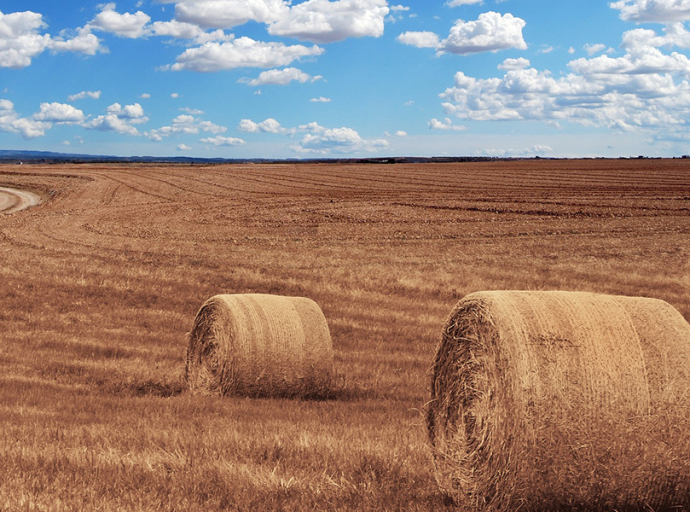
[186,294,334,398]
[428,290,690,512]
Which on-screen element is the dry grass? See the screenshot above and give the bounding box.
[185,294,334,398]
[428,290,690,511]
[0,159,689,510]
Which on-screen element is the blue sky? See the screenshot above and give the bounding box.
[1,0,690,158]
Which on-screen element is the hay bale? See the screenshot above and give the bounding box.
[427,290,690,511]
[185,294,334,398]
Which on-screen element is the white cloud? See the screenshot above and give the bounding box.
[390,5,410,11]
[293,122,389,154]
[150,19,205,39]
[88,3,151,38]
[170,37,323,71]
[68,90,102,101]
[201,135,246,146]
[177,143,193,150]
[0,99,50,138]
[394,130,407,136]
[33,102,85,124]
[311,96,332,102]
[397,12,527,54]
[0,10,104,68]
[0,11,52,68]
[447,0,483,5]
[440,12,527,54]
[241,67,319,85]
[498,57,531,70]
[85,102,149,135]
[610,0,690,23]
[49,26,102,55]
[238,118,288,134]
[429,117,466,131]
[267,0,390,43]
[141,93,151,99]
[397,31,440,48]
[146,114,227,141]
[169,0,288,29]
[238,117,389,154]
[439,38,690,135]
[584,43,607,55]
[476,145,553,157]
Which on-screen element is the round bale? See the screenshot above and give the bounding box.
[428,290,690,511]
[186,293,334,398]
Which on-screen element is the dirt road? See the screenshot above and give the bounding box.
[0,187,41,214]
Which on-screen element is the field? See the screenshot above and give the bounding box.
[0,159,689,511]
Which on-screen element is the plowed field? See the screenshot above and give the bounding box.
[1,159,689,511]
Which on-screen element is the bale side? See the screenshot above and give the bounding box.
[427,290,690,511]
[186,294,334,398]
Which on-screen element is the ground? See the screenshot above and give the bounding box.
[0,159,688,511]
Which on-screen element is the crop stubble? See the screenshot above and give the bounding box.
[0,159,689,511]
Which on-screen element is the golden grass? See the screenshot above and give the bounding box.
[186,294,334,397]
[428,290,690,511]
[0,159,688,510]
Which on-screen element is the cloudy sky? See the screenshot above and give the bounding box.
[2,0,690,158]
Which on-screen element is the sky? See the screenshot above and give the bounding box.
[1,0,690,159]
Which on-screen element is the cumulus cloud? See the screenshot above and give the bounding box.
[88,3,151,38]
[177,143,193,150]
[146,114,226,141]
[396,12,527,54]
[49,26,102,55]
[238,118,289,134]
[0,10,52,68]
[439,37,690,134]
[33,102,85,124]
[498,57,531,70]
[85,102,149,135]
[150,19,206,40]
[200,135,246,146]
[240,67,321,85]
[584,43,608,55]
[0,99,51,138]
[397,31,440,48]
[170,37,323,71]
[610,0,690,23]
[267,0,390,43]
[429,117,466,131]
[238,117,389,154]
[0,9,104,68]
[447,0,483,5]
[310,96,332,102]
[167,0,288,29]
[68,90,102,101]
[441,12,527,54]
[293,122,389,154]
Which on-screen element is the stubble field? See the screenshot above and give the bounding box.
[0,159,689,511]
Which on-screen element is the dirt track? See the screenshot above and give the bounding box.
[0,187,41,214]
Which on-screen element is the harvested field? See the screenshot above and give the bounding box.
[0,159,689,511]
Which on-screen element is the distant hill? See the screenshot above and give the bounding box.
[0,149,236,164]
[0,149,536,165]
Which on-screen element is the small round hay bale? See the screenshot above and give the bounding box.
[428,290,690,511]
[185,294,334,398]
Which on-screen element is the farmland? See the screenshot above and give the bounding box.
[0,159,689,511]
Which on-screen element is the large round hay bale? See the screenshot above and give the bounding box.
[185,294,334,398]
[428,290,690,511]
